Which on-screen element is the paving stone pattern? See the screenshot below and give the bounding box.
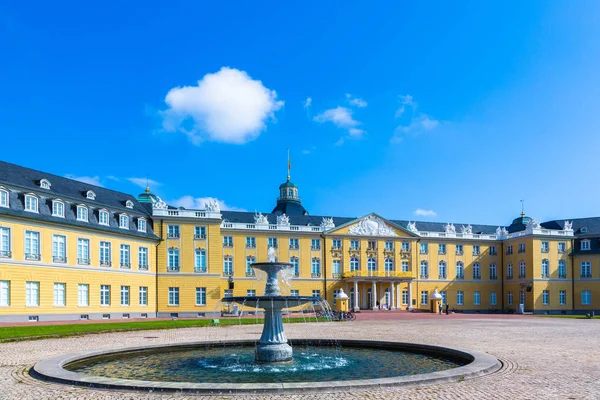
[0,316,599,399]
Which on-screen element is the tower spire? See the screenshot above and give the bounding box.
[520,199,525,217]
[287,148,291,181]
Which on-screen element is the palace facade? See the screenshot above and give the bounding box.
[0,160,598,322]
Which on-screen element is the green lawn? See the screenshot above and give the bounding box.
[535,314,599,319]
[0,317,321,342]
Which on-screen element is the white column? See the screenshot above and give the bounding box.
[397,282,402,309]
[372,281,377,310]
[407,280,413,310]
[390,282,395,310]
[353,281,359,311]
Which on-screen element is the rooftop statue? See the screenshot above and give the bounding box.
[444,223,456,234]
[254,212,269,225]
[407,221,419,233]
[321,217,335,229]
[460,224,473,234]
[564,220,573,231]
[205,198,220,212]
[277,213,290,226]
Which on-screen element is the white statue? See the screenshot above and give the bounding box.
[205,198,220,212]
[267,246,277,262]
[564,220,573,231]
[348,215,397,236]
[407,221,419,233]
[527,219,542,230]
[495,227,508,237]
[460,224,473,234]
[254,212,269,225]
[152,196,168,210]
[320,217,335,229]
[277,213,290,226]
[444,223,456,234]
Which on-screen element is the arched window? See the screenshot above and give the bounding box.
[119,214,129,228]
[420,260,428,278]
[350,257,359,271]
[24,194,38,212]
[384,258,394,272]
[76,205,88,221]
[125,200,134,209]
[438,261,446,278]
[86,190,96,200]
[52,200,65,218]
[39,179,51,189]
[367,257,377,271]
[99,209,109,225]
[288,189,293,197]
[0,187,9,207]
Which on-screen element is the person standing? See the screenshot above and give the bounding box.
[438,303,442,315]
[445,303,449,315]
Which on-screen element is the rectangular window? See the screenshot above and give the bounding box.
[581,240,590,251]
[402,290,408,306]
[542,290,549,305]
[291,290,299,297]
[100,241,111,266]
[456,262,464,279]
[350,240,360,250]
[99,210,109,225]
[268,237,278,248]
[191,226,205,240]
[580,261,591,278]
[120,244,130,268]
[138,218,146,232]
[332,239,342,249]
[77,238,90,264]
[311,238,320,250]
[53,283,66,306]
[473,263,481,279]
[223,236,233,247]
[367,240,376,250]
[246,236,256,248]
[581,290,591,305]
[506,245,513,255]
[139,286,148,306]
[223,256,233,275]
[52,201,64,217]
[195,249,207,273]
[196,287,206,305]
[78,284,89,306]
[401,241,410,252]
[489,246,497,255]
[312,290,321,298]
[472,245,480,255]
[0,227,10,258]
[333,259,341,276]
[289,238,299,249]
[385,241,394,250]
[77,206,88,221]
[558,242,566,254]
[0,190,8,207]
[441,291,446,305]
[473,291,481,306]
[421,291,428,305]
[541,241,549,252]
[223,289,233,298]
[438,243,446,254]
[100,285,110,306]
[455,244,463,255]
[518,243,526,253]
[52,235,67,263]
[508,291,513,306]
[168,287,180,306]
[291,258,299,276]
[25,195,38,212]
[456,291,464,306]
[519,262,526,278]
[26,282,39,306]
[507,263,514,279]
[420,243,428,254]
[246,289,256,297]
[311,258,321,277]
[558,260,566,278]
[168,249,180,271]
[138,247,148,269]
[118,214,128,228]
[401,261,409,272]
[489,264,497,279]
[541,259,550,277]
[120,286,130,306]
[559,290,566,306]
[25,231,40,260]
[520,289,526,305]
[246,256,255,276]
[0,281,9,306]
[167,225,180,238]
[490,291,497,306]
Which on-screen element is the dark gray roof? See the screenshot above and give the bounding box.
[391,220,499,235]
[0,160,158,240]
[542,217,600,236]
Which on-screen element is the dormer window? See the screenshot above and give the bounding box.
[76,205,88,222]
[581,227,589,233]
[98,209,109,226]
[0,187,8,208]
[125,200,134,209]
[138,218,147,233]
[24,194,38,212]
[39,179,51,190]
[86,190,96,200]
[581,240,591,251]
[52,200,65,218]
[119,214,129,229]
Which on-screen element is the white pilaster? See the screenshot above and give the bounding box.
[407,280,413,311]
[372,281,378,310]
[353,281,360,311]
[397,282,402,309]
[390,282,395,310]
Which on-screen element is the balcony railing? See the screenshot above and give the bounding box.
[223,271,233,277]
[167,233,180,239]
[558,273,567,279]
[0,251,11,258]
[53,256,67,263]
[506,274,513,280]
[139,264,149,270]
[384,247,394,252]
[558,249,566,254]
[100,260,112,267]
[455,250,464,256]
[167,265,180,272]
[332,273,342,279]
[438,250,446,255]
[350,246,360,251]
[367,247,377,252]
[194,234,206,240]
[490,274,498,280]
[194,267,207,273]
[311,246,321,251]
[581,273,592,278]
[473,251,480,256]
[490,251,497,256]
[77,258,90,265]
[294,271,300,278]
[420,250,428,255]
[25,253,41,261]
[245,270,255,277]
[541,248,549,253]
[289,244,299,250]
[518,248,526,253]
[246,243,256,248]
[120,263,131,269]
[311,272,322,278]
[456,274,464,280]
[401,248,410,253]
[439,274,447,279]
[341,270,412,279]
[541,273,550,278]
[331,246,342,251]
[223,243,233,248]
[518,273,526,279]
[473,275,481,280]
[506,249,513,255]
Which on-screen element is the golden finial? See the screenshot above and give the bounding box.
[287,148,291,181]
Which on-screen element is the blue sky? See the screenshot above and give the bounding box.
[1,1,600,225]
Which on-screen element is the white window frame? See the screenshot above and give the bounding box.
[311,258,321,276]
[559,290,566,306]
[490,291,497,306]
[581,290,591,305]
[291,257,299,276]
[138,247,148,270]
[350,257,359,271]
[168,249,179,270]
[26,281,39,307]
[0,188,9,208]
[25,230,40,260]
[0,227,11,258]
[138,218,147,233]
[367,257,377,271]
[98,209,110,226]
[119,214,129,229]
[0,280,10,306]
[508,291,513,306]
[120,244,130,268]
[120,285,130,306]
[581,240,590,251]
[39,179,51,189]
[196,249,207,273]
[542,290,549,305]
[456,261,464,279]
[333,259,341,275]
[456,291,464,306]
[580,261,591,278]
[24,194,38,213]
[420,260,428,278]
[421,291,428,305]
[168,287,180,306]
[196,287,206,306]
[52,234,67,263]
[53,283,66,306]
[223,256,233,275]
[139,286,148,306]
[100,285,110,306]
[76,205,88,222]
[52,200,65,217]
[100,241,111,266]
[125,200,134,209]
[78,284,89,306]
[86,190,96,200]
[473,291,481,306]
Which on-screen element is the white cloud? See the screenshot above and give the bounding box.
[127,177,161,189]
[414,208,437,217]
[169,195,246,212]
[398,114,439,134]
[314,106,359,128]
[303,97,312,109]
[395,94,415,117]
[346,93,367,108]
[65,174,103,187]
[348,128,365,138]
[161,67,284,145]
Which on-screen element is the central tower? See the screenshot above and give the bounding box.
[271,149,308,216]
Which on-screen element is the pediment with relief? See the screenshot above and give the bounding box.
[348,215,397,237]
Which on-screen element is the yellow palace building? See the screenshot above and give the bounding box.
[0,159,598,322]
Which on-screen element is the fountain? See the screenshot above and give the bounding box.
[225,246,320,362]
[32,246,501,393]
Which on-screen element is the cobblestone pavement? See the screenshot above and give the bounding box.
[0,316,598,399]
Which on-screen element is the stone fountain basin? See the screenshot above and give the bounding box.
[224,295,320,309]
